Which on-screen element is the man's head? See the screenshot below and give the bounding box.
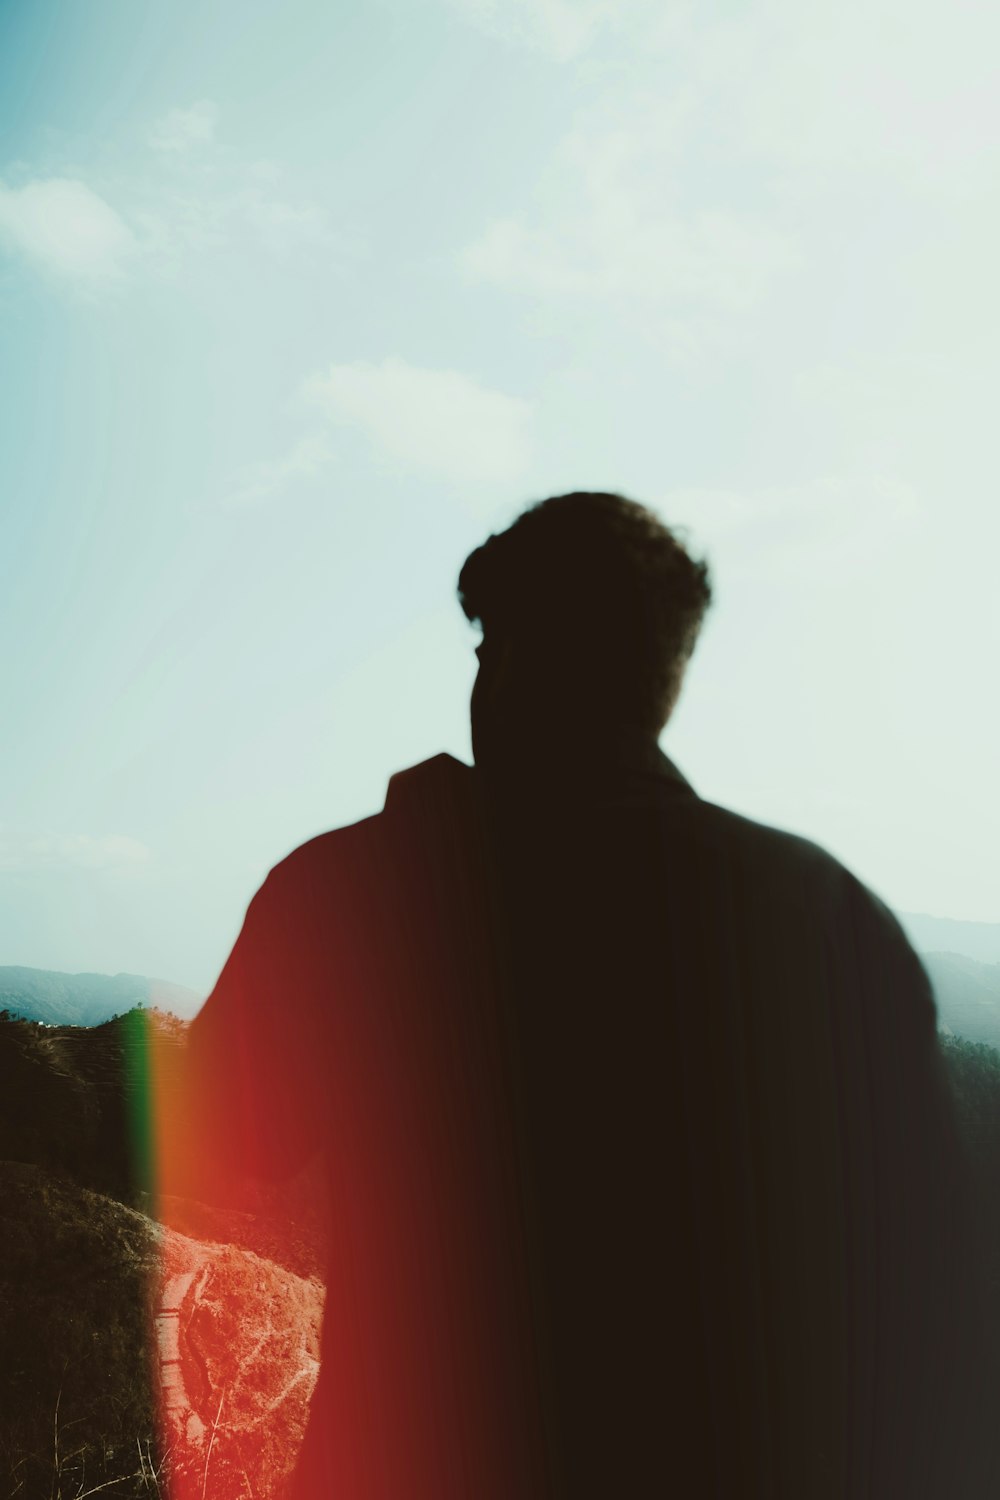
[458,491,712,767]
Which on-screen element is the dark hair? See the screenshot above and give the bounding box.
[458,491,712,732]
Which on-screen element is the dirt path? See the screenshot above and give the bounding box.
[155,1240,212,1447]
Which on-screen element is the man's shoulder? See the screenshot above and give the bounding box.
[697,797,920,960]
[681,794,846,885]
[260,759,908,957]
[263,755,471,884]
[685,797,917,944]
[382,752,472,814]
[274,757,850,893]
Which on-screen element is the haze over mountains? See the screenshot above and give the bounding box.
[1,910,997,1043]
[899,913,1000,967]
[1,911,997,1494]
[896,913,1000,1052]
[922,954,1000,1049]
[0,966,203,1026]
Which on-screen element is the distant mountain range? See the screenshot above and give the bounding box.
[1,908,997,1042]
[0,966,203,1026]
[923,952,1000,1050]
[894,914,1000,1050]
[899,912,1000,966]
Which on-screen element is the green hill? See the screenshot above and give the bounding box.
[0,965,201,1026]
[923,952,1000,1049]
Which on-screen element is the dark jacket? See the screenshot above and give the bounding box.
[180,742,996,1498]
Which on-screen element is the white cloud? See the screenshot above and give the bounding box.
[0,103,331,292]
[443,0,1000,166]
[134,127,335,271]
[460,83,798,331]
[125,180,334,275]
[617,1,1000,186]
[463,218,593,296]
[303,357,532,484]
[464,207,797,311]
[236,191,334,255]
[458,0,1000,342]
[149,100,219,154]
[0,831,151,874]
[143,99,337,262]
[443,0,635,60]
[225,434,335,509]
[716,3,1000,181]
[0,177,136,280]
[662,474,921,583]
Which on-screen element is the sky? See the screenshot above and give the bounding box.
[0,0,997,993]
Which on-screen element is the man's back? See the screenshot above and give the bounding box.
[183,744,994,1498]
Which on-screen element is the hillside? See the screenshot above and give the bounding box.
[0,1009,327,1274]
[900,912,1000,966]
[0,1160,323,1500]
[925,951,1000,1050]
[0,1010,328,1497]
[0,1008,183,1205]
[0,1161,160,1498]
[2,920,997,1496]
[0,965,202,1026]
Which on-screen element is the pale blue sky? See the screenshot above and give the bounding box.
[1,0,997,992]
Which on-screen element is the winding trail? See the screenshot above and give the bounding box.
[155,1241,212,1447]
[151,1223,325,1488]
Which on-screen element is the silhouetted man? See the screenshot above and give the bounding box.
[176,492,995,1498]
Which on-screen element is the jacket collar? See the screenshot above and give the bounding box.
[384,733,696,816]
[474,727,696,808]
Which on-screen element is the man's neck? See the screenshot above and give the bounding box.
[475,723,664,779]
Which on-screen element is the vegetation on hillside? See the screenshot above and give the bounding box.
[940,1035,1000,1332]
[0,1162,161,1499]
[3,1010,1000,1495]
[1,1007,327,1498]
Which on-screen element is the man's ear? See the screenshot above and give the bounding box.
[478,635,516,695]
[491,636,516,690]
[658,660,688,731]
